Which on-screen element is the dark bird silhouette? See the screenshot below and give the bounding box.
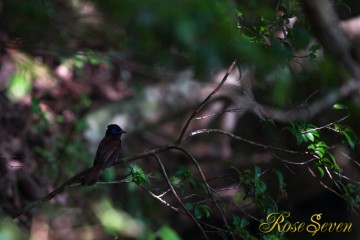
[82,124,126,186]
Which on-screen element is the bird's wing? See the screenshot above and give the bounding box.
[93,137,121,168]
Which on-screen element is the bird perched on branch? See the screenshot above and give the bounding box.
[82,124,126,186]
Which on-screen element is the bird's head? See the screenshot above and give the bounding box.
[106,124,127,137]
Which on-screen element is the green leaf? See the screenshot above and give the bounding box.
[230,166,242,176]
[80,94,92,108]
[0,218,26,240]
[194,205,212,219]
[255,180,267,195]
[332,103,347,110]
[305,132,314,142]
[308,43,321,52]
[235,9,243,20]
[7,71,32,102]
[333,124,342,132]
[314,148,325,158]
[321,158,332,168]
[194,206,203,219]
[232,215,250,228]
[233,215,242,228]
[254,166,262,178]
[170,176,182,187]
[31,97,42,114]
[316,141,328,148]
[241,218,250,228]
[273,169,286,189]
[184,203,193,210]
[188,177,199,189]
[130,165,149,185]
[342,128,355,149]
[156,226,181,240]
[317,166,325,178]
[174,166,191,179]
[308,144,315,150]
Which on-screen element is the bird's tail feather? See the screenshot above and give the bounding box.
[81,167,102,186]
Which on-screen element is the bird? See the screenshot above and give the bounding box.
[81,124,126,186]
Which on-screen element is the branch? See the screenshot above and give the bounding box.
[14,145,171,218]
[301,0,360,79]
[152,154,210,240]
[13,168,91,219]
[261,79,359,122]
[169,145,236,240]
[307,166,360,209]
[137,184,182,213]
[185,128,311,155]
[176,60,237,144]
[300,115,349,134]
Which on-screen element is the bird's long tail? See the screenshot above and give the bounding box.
[81,167,102,186]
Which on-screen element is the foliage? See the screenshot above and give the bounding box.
[1,0,360,239]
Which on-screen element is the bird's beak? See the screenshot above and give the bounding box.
[119,130,127,134]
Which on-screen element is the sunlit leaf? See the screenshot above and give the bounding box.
[95,199,144,237]
[0,218,24,240]
[316,141,328,148]
[130,165,149,185]
[333,124,342,132]
[7,72,32,102]
[305,132,314,142]
[308,144,315,150]
[156,226,181,240]
[332,103,347,110]
[314,148,324,158]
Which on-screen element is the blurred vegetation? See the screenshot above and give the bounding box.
[1,0,360,239]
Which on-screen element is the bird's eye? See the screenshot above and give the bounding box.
[111,129,117,134]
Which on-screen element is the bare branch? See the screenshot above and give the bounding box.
[308,166,360,209]
[152,153,210,240]
[333,172,360,186]
[265,79,359,122]
[195,107,245,120]
[176,60,237,144]
[300,115,350,134]
[185,128,311,155]
[137,184,181,213]
[169,145,236,240]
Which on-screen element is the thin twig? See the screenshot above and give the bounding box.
[152,153,210,240]
[169,145,236,240]
[195,107,245,120]
[301,115,349,134]
[185,128,311,155]
[333,172,360,186]
[138,184,181,212]
[210,186,260,222]
[308,166,360,209]
[13,168,92,219]
[176,60,237,144]
[324,166,342,191]
[339,151,360,168]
